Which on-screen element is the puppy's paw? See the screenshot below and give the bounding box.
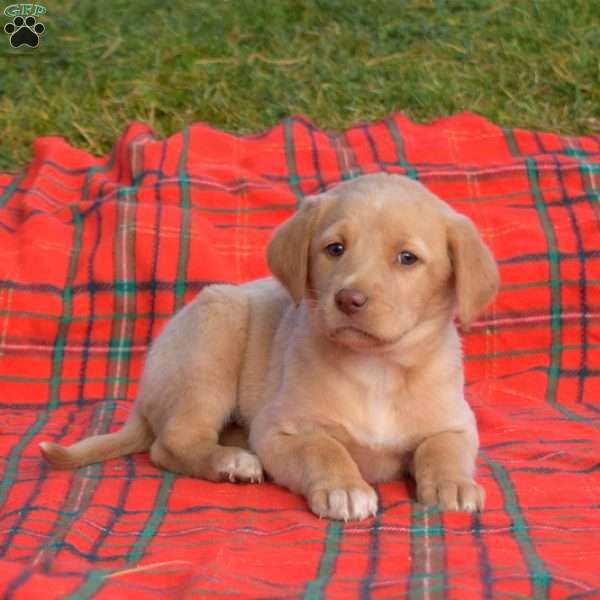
[417,477,485,512]
[308,482,378,521]
[212,447,264,483]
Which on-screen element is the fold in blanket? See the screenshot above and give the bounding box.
[0,113,599,598]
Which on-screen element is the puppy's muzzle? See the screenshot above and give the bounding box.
[335,288,368,316]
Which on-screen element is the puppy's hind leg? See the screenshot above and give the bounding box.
[150,417,263,483]
[145,285,263,483]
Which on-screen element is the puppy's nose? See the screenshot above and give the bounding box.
[335,288,368,315]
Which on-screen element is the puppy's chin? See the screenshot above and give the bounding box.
[327,326,402,352]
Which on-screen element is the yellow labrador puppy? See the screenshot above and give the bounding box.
[40,173,498,521]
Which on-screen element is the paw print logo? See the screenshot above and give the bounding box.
[4,15,46,48]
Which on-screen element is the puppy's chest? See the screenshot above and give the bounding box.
[343,357,410,450]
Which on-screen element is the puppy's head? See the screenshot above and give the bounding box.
[268,173,498,351]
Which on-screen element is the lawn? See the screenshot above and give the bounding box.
[0,0,598,172]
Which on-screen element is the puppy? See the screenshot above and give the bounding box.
[40,173,499,521]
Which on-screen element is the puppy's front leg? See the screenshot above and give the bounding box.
[255,430,377,521]
[413,430,484,512]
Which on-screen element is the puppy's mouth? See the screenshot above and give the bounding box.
[330,326,401,349]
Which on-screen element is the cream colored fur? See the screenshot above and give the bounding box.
[40,173,499,521]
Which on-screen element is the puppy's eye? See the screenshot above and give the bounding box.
[398,251,418,266]
[325,242,345,257]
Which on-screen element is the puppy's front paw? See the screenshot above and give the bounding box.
[212,447,264,483]
[308,482,378,521]
[417,478,485,512]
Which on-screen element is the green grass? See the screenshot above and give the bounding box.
[0,0,598,171]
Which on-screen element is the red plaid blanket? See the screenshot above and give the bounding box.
[0,113,599,598]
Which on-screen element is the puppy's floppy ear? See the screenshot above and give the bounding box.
[447,213,499,329]
[267,197,322,305]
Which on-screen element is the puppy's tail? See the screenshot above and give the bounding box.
[39,410,153,470]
